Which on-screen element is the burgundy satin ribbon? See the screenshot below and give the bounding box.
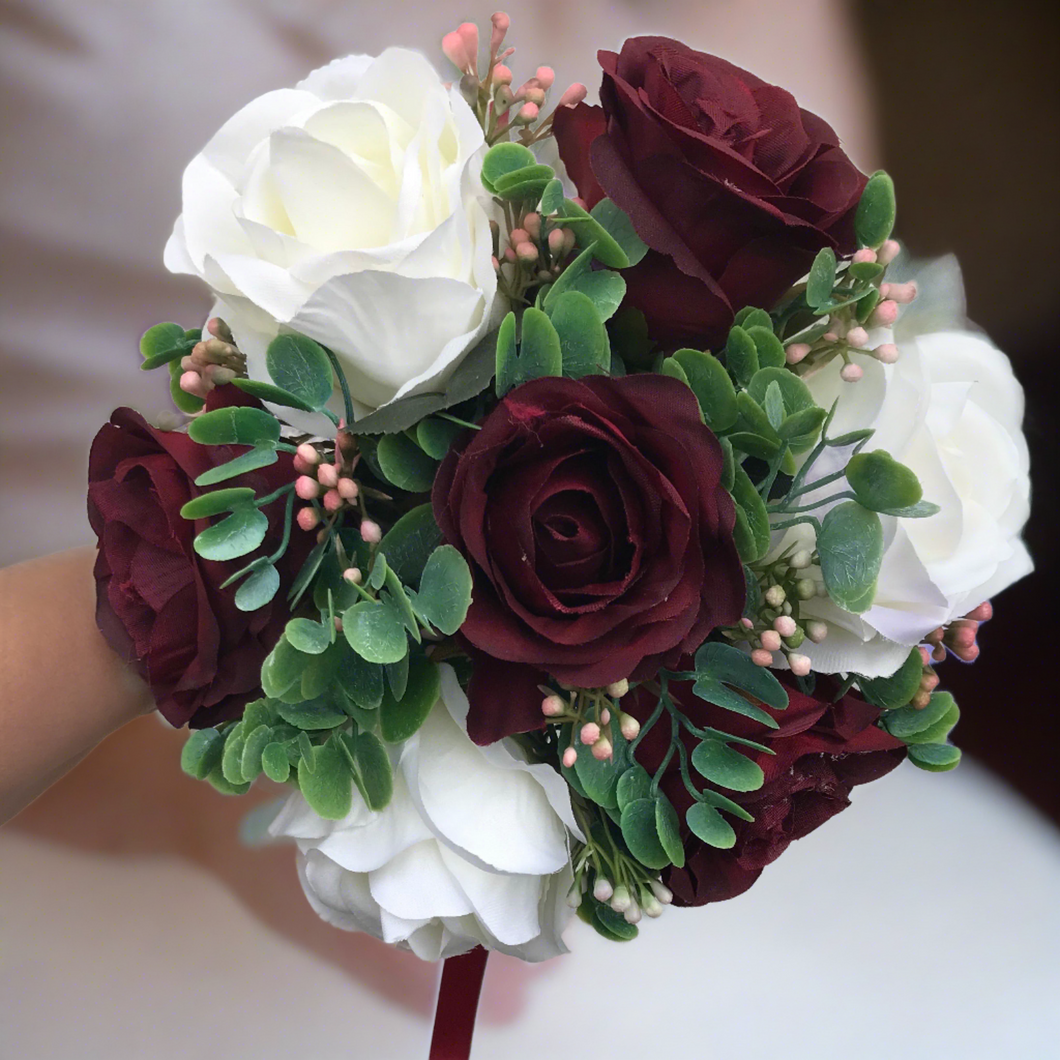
[428,947,489,1060]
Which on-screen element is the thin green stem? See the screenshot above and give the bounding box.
[771,489,857,515]
[267,490,296,564]
[323,346,355,427]
[255,482,296,509]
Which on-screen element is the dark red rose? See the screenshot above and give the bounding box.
[627,675,905,904]
[554,37,867,347]
[433,374,744,744]
[87,387,312,728]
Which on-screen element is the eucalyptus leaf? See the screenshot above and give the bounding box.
[275,694,349,731]
[906,742,961,772]
[415,545,473,635]
[589,198,649,266]
[619,798,670,870]
[691,739,764,792]
[655,795,685,867]
[724,326,759,386]
[179,487,256,520]
[285,617,331,655]
[377,504,444,588]
[335,645,385,709]
[380,655,441,742]
[616,764,651,812]
[231,377,316,413]
[480,142,537,193]
[180,728,225,780]
[549,289,611,378]
[194,447,279,487]
[846,450,923,512]
[496,308,563,398]
[376,432,438,493]
[806,247,837,308]
[817,501,884,613]
[234,562,280,611]
[686,802,737,848]
[240,723,273,781]
[730,465,770,562]
[856,170,897,249]
[193,508,268,561]
[265,334,336,411]
[189,406,281,448]
[859,647,923,710]
[670,349,737,431]
[261,741,291,783]
[342,598,409,664]
[746,325,786,369]
[169,357,204,414]
[298,738,353,820]
[140,322,190,369]
[554,198,630,268]
[350,730,394,810]
[416,417,464,460]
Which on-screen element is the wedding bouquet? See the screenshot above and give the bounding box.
[88,12,1031,983]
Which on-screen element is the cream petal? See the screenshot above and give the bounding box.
[288,270,484,409]
[352,48,453,130]
[268,127,396,252]
[369,841,474,921]
[403,695,569,876]
[178,155,255,273]
[296,54,374,101]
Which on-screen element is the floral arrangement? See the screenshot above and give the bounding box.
[89,14,1031,978]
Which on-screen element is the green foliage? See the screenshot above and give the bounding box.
[193,508,268,561]
[724,325,759,386]
[745,325,786,370]
[859,648,923,709]
[856,170,897,249]
[298,737,353,820]
[668,349,737,431]
[231,377,316,413]
[414,545,474,636]
[692,642,789,728]
[168,357,205,414]
[265,334,335,413]
[691,740,764,792]
[846,450,924,513]
[377,505,444,587]
[616,764,651,812]
[817,501,884,613]
[261,741,291,782]
[179,487,256,520]
[180,728,225,780]
[346,730,393,810]
[540,178,565,215]
[906,742,961,772]
[543,245,626,323]
[619,798,670,870]
[730,465,771,563]
[194,447,278,487]
[654,795,685,867]
[495,308,563,397]
[548,289,611,378]
[415,417,464,460]
[285,617,331,655]
[553,198,632,269]
[140,322,196,370]
[884,692,960,744]
[335,647,385,709]
[376,432,439,493]
[234,562,280,611]
[589,199,649,267]
[380,654,441,742]
[685,802,737,848]
[806,247,838,309]
[189,406,281,448]
[276,694,350,731]
[480,142,537,193]
[342,597,409,664]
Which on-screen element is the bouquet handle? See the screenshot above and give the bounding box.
[429,947,489,1060]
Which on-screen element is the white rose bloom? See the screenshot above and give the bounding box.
[164,49,499,433]
[269,666,581,962]
[790,256,1032,677]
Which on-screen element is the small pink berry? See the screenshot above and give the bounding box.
[295,475,320,500]
[337,477,359,500]
[760,630,782,652]
[541,694,565,717]
[441,31,470,72]
[580,722,601,745]
[591,738,613,762]
[966,601,993,623]
[297,506,320,532]
[342,567,363,585]
[523,213,542,239]
[788,653,812,677]
[179,370,207,397]
[562,746,578,769]
[317,463,339,489]
[773,615,797,638]
[877,239,901,265]
[606,678,629,698]
[852,248,878,264]
[785,342,811,364]
[504,246,517,263]
[323,488,343,513]
[547,228,566,253]
[845,326,869,348]
[558,83,588,108]
[516,101,539,123]
[296,442,320,466]
[886,281,918,304]
[508,228,529,247]
[840,362,864,382]
[457,22,479,61]
[618,713,640,741]
[806,620,829,644]
[751,648,774,667]
[535,66,555,90]
[740,617,755,630]
[869,299,899,328]
[492,64,513,86]
[874,343,899,364]
[359,518,382,545]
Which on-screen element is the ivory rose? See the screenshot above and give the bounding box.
[269,667,580,962]
[793,258,1032,677]
[164,49,498,432]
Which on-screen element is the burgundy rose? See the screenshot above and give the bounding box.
[88,388,312,728]
[627,675,905,904]
[433,374,744,744]
[554,37,867,347]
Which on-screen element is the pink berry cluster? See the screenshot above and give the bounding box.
[293,430,380,545]
[923,600,993,667]
[441,12,586,146]
[178,317,247,399]
[493,210,577,280]
[540,679,640,767]
[786,240,915,382]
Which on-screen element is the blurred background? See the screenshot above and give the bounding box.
[1,1,1058,1057]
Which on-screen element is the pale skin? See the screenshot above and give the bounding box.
[0,547,154,825]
